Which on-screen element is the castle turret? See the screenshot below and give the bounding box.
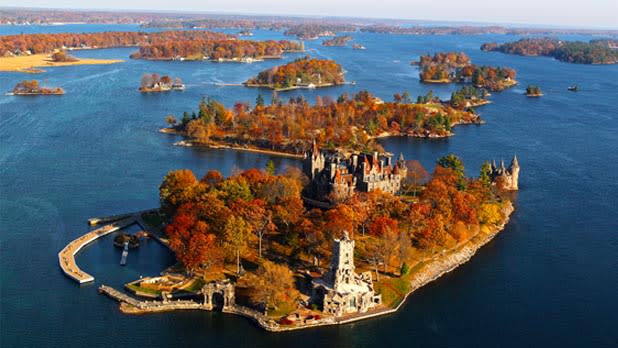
[509,155,520,190]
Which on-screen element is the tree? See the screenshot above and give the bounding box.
[437,153,465,182]
[369,216,400,273]
[256,93,265,107]
[165,114,177,127]
[165,206,223,274]
[480,160,492,187]
[405,160,429,196]
[159,169,198,214]
[223,215,252,274]
[265,160,275,175]
[241,260,299,312]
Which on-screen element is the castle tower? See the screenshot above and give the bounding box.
[328,231,356,291]
[304,139,325,180]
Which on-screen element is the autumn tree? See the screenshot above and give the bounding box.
[241,260,299,312]
[223,215,252,274]
[160,169,198,215]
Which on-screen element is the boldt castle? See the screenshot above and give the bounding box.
[489,155,520,191]
[303,141,407,201]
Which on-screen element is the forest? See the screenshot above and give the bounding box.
[481,38,618,64]
[158,154,511,311]
[244,57,344,89]
[417,52,517,91]
[0,30,303,61]
[167,90,480,154]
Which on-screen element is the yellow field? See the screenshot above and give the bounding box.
[0,54,124,73]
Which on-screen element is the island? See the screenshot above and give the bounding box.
[322,36,353,47]
[161,90,482,157]
[244,57,345,91]
[525,85,543,97]
[90,152,517,331]
[481,38,618,65]
[416,52,517,91]
[139,73,185,92]
[283,24,356,40]
[0,31,304,63]
[9,80,64,95]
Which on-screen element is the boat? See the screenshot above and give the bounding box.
[568,85,578,92]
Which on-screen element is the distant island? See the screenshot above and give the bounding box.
[161,90,482,157]
[10,80,64,95]
[283,24,356,40]
[139,73,185,92]
[415,52,517,91]
[481,38,618,65]
[244,57,345,91]
[0,31,304,62]
[322,36,353,47]
[525,85,543,97]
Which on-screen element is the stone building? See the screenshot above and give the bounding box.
[490,155,520,190]
[303,141,407,201]
[312,232,381,317]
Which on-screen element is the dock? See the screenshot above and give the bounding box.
[120,242,129,266]
[58,217,135,284]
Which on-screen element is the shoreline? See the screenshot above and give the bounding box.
[101,202,514,332]
[243,82,339,91]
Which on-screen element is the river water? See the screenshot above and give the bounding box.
[0,25,617,347]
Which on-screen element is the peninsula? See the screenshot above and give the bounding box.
[244,57,345,90]
[0,53,122,73]
[162,90,482,156]
[10,80,64,95]
[416,52,517,91]
[91,153,517,331]
[481,38,618,65]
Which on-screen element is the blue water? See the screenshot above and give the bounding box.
[1,25,617,348]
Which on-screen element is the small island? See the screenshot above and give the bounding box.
[525,85,543,97]
[416,52,517,91]
[322,36,353,47]
[481,38,618,65]
[139,73,185,92]
[244,56,345,91]
[10,80,64,95]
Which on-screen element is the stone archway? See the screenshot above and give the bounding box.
[201,280,235,311]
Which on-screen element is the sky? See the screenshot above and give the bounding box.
[4,0,618,29]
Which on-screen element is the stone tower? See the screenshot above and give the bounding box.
[327,231,356,291]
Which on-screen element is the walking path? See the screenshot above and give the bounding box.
[58,218,136,283]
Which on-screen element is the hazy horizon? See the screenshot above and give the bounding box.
[3,0,618,29]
